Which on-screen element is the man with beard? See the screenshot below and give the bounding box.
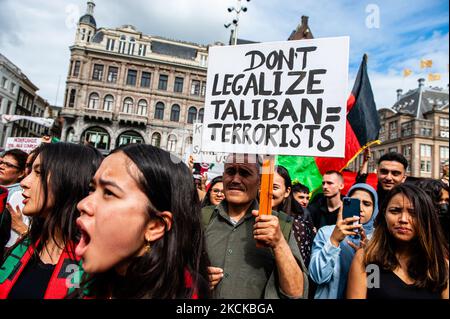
[202,153,308,299]
[308,171,344,231]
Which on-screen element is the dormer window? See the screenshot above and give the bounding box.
[87,31,92,42]
[81,29,86,41]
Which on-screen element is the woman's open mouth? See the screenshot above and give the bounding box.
[75,220,91,258]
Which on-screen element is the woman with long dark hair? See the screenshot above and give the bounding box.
[347,184,449,299]
[0,143,103,299]
[272,165,314,267]
[74,144,210,299]
[201,176,224,208]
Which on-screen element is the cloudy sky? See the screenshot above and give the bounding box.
[0,0,448,109]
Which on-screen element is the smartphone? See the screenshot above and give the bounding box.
[342,197,361,238]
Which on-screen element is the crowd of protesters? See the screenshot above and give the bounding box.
[0,143,448,299]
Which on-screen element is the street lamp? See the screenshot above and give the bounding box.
[225,0,251,46]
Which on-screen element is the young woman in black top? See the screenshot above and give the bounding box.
[347,184,449,299]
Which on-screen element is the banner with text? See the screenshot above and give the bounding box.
[202,37,349,157]
[5,137,42,154]
[193,122,228,164]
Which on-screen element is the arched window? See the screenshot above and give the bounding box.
[167,134,177,153]
[117,131,144,147]
[170,104,180,122]
[122,97,133,114]
[137,100,148,116]
[198,108,204,123]
[187,107,197,124]
[82,127,110,151]
[88,92,99,109]
[151,132,161,148]
[68,89,76,108]
[103,95,114,111]
[154,102,165,120]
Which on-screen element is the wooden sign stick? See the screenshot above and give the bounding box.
[259,156,275,216]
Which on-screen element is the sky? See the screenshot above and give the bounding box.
[0,0,448,109]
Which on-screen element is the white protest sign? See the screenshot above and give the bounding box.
[6,137,41,154]
[202,37,349,157]
[192,122,228,164]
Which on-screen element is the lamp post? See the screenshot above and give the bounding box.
[224,0,251,46]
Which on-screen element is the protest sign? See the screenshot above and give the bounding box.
[192,122,228,164]
[5,137,41,154]
[202,37,349,158]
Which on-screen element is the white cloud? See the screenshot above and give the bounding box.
[0,0,447,110]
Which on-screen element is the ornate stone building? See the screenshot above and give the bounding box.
[61,1,209,156]
[349,79,449,179]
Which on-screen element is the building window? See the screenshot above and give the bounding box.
[158,75,168,90]
[128,37,136,55]
[167,135,177,153]
[389,147,398,153]
[201,81,207,96]
[1,77,7,89]
[440,146,449,162]
[73,61,81,77]
[141,72,151,88]
[66,128,75,143]
[402,144,412,157]
[191,80,200,95]
[198,108,204,123]
[378,150,385,159]
[420,127,432,137]
[420,144,432,157]
[68,89,76,108]
[6,101,12,114]
[84,128,110,151]
[106,38,115,51]
[107,66,118,83]
[10,83,16,94]
[187,107,197,124]
[88,93,100,109]
[137,100,148,116]
[18,92,24,106]
[154,102,165,120]
[389,121,398,139]
[122,98,133,114]
[174,77,184,93]
[81,28,86,41]
[440,117,449,138]
[420,160,432,173]
[119,36,126,54]
[151,133,161,148]
[87,31,92,42]
[92,64,104,81]
[117,131,144,147]
[103,95,114,111]
[126,70,137,86]
[138,44,147,56]
[401,122,412,137]
[170,105,180,122]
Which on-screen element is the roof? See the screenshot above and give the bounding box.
[392,86,449,119]
[151,41,198,60]
[79,14,97,28]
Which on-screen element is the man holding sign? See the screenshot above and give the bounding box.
[201,36,349,298]
[203,154,308,299]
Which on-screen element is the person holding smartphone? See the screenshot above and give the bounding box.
[309,183,378,299]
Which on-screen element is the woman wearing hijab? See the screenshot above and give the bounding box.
[309,183,378,299]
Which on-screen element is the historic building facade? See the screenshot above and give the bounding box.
[60,1,209,156]
[0,53,51,147]
[349,79,449,179]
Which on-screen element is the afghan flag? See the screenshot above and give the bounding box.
[278,54,381,194]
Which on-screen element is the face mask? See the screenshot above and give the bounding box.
[438,203,449,216]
